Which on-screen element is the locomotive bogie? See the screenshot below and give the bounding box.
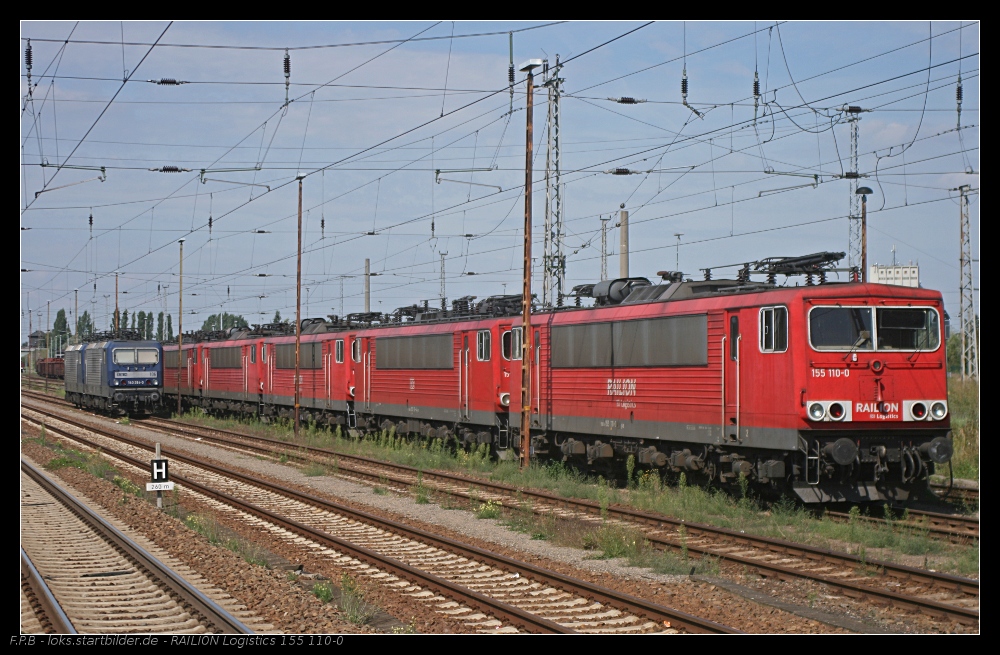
[161,276,952,504]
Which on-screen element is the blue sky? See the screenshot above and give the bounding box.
[20,21,979,341]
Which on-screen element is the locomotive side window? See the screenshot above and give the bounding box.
[729,316,740,361]
[352,339,362,363]
[759,306,788,353]
[375,334,452,369]
[876,308,940,350]
[809,307,874,351]
[250,345,256,364]
[477,330,491,361]
[261,345,267,363]
[275,343,323,369]
[335,339,344,363]
[501,328,522,361]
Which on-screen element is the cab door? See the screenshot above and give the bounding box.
[723,311,742,442]
[457,332,471,420]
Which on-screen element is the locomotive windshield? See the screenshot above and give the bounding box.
[876,308,940,350]
[809,307,873,351]
[809,306,940,352]
[113,348,160,365]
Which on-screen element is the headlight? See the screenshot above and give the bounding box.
[808,402,826,420]
[930,401,948,420]
[910,402,927,420]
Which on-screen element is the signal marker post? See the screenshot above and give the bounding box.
[147,443,174,509]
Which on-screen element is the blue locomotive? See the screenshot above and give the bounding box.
[64,332,163,415]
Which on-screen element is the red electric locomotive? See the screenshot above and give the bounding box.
[163,252,953,503]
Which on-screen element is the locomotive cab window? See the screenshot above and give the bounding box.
[876,308,940,351]
[113,348,137,365]
[261,345,267,363]
[759,306,788,353]
[136,349,158,364]
[809,307,874,351]
[352,339,362,363]
[335,339,344,364]
[250,346,256,364]
[501,328,522,361]
[729,316,740,361]
[477,330,491,361]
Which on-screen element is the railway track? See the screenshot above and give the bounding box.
[20,459,253,634]
[22,399,980,629]
[21,407,739,635]
[823,507,979,544]
[930,480,979,504]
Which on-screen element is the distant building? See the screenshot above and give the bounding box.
[869,263,919,288]
[27,330,46,348]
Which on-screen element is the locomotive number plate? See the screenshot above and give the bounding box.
[810,368,850,378]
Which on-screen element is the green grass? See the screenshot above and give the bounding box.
[474,499,503,519]
[184,512,270,567]
[339,573,377,625]
[170,406,979,577]
[311,581,334,603]
[302,462,327,477]
[411,473,431,504]
[947,378,979,480]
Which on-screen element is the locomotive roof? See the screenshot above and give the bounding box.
[164,277,942,347]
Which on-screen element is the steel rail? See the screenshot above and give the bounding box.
[21,458,254,635]
[134,411,979,602]
[21,547,77,634]
[22,409,739,634]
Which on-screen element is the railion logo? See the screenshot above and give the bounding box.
[607,378,637,397]
[856,401,899,413]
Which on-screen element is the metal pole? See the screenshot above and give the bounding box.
[177,239,184,417]
[600,217,609,280]
[27,307,32,382]
[520,61,539,469]
[74,289,78,345]
[295,177,303,439]
[439,252,448,310]
[46,301,50,392]
[114,272,119,335]
[155,442,163,510]
[364,258,371,314]
[619,208,629,278]
[861,196,867,282]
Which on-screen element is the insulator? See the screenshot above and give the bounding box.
[703,269,712,281]
[25,41,32,69]
[612,168,631,175]
[88,213,93,227]
[508,64,514,85]
[208,216,213,231]
[321,218,325,230]
[157,78,179,85]
[956,81,963,105]
[806,273,815,286]
[753,77,760,98]
[681,75,688,99]
[618,97,637,104]
[767,272,776,285]
[161,166,180,172]
[284,50,290,77]
[819,271,827,284]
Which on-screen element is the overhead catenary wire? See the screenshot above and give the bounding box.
[21,22,976,326]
